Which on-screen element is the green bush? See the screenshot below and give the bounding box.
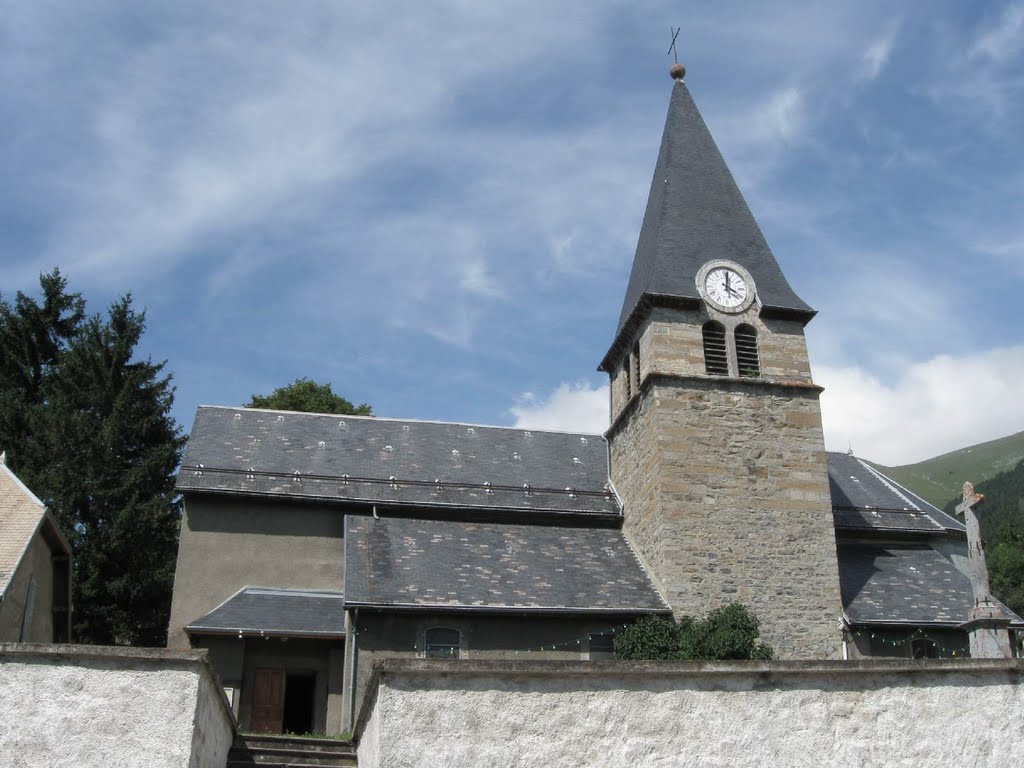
[614,603,773,661]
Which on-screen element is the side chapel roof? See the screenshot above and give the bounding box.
[838,542,1023,628]
[186,586,346,639]
[344,515,669,614]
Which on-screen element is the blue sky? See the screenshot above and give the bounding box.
[1,1,1022,466]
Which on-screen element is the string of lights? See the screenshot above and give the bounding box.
[347,622,634,655]
[847,627,970,656]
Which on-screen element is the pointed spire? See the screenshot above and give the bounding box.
[600,77,813,370]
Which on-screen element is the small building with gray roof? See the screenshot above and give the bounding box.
[0,454,72,644]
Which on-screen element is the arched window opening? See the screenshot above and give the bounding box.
[425,627,461,659]
[702,322,728,376]
[623,356,631,399]
[735,324,760,378]
[632,341,641,391]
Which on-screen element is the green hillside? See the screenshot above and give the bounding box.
[869,430,1024,510]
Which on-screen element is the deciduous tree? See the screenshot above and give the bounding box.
[247,378,371,415]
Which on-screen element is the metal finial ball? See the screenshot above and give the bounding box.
[670,63,685,80]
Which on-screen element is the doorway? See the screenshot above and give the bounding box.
[282,672,316,734]
[250,669,317,734]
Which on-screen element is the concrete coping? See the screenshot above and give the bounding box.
[352,657,1024,744]
[0,643,238,731]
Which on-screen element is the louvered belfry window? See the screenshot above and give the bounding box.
[735,324,761,377]
[702,321,728,376]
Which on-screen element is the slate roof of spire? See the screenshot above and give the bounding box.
[178,406,618,516]
[604,80,813,365]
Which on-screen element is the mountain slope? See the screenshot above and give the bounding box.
[868,430,1024,510]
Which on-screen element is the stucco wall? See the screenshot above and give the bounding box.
[356,658,1024,768]
[0,531,56,642]
[167,495,344,648]
[347,612,637,730]
[0,644,234,768]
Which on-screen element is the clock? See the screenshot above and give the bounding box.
[696,260,756,313]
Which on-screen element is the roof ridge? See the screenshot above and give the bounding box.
[197,405,607,439]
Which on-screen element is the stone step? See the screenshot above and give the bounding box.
[234,734,355,754]
[228,749,356,766]
[229,734,357,767]
[227,762,356,768]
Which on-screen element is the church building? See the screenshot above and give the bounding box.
[167,67,1021,735]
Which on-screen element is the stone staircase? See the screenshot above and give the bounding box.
[227,733,357,767]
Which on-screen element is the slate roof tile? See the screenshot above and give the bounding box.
[606,80,812,363]
[186,586,346,637]
[344,515,669,613]
[178,407,617,515]
[827,452,964,533]
[838,543,1022,627]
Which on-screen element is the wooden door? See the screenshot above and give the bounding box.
[251,668,286,734]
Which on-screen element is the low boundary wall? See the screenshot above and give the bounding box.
[0,644,236,768]
[355,658,1024,767]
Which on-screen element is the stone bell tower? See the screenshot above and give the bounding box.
[600,65,841,659]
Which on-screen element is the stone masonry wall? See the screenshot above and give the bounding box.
[612,377,842,658]
[355,659,1024,768]
[610,306,813,422]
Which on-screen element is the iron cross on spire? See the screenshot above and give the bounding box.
[667,27,685,81]
[667,26,681,63]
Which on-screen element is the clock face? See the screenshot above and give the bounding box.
[704,267,748,310]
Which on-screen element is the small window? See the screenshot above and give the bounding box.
[702,321,728,376]
[588,633,615,660]
[910,638,938,659]
[425,627,461,659]
[623,357,631,399]
[735,324,760,377]
[632,341,641,391]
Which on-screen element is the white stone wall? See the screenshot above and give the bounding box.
[356,659,1024,768]
[0,645,234,768]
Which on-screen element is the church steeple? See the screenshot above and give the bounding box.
[603,67,842,659]
[600,74,812,373]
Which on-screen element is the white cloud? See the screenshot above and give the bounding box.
[857,23,899,82]
[510,381,609,434]
[459,260,504,300]
[505,345,1024,470]
[818,345,1024,466]
[970,3,1024,62]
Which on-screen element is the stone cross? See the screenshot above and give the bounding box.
[955,480,1014,658]
[955,481,994,608]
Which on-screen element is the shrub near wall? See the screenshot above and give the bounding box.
[614,604,773,661]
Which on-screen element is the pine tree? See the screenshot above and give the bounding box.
[1,271,184,646]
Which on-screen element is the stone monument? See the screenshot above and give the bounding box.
[955,481,1014,658]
